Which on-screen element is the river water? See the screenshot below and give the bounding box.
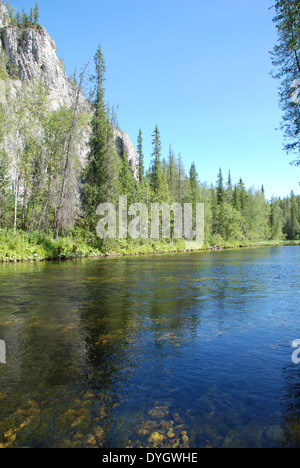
[0,246,300,448]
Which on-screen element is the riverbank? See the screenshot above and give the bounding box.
[0,229,299,263]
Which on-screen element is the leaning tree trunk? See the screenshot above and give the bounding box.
[53,64,88,240]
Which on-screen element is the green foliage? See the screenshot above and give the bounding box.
[0,229,101,262]
[0,36,299,262]
[3,2,41,30]
[119,151,136,204]
[83,45,121,230]
[271,0,300,164]
[150,125,170,203]
[137,128,144,183]
[270,197,284,240]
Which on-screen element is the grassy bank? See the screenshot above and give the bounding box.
[0,229,299,263]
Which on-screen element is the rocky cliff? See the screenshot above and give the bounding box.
[0,0,8,28]
[0,0,139,177]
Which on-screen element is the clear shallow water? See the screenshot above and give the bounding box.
[0,246,300,448]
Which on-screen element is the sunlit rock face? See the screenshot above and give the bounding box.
[0,0,8,28]
[0,0,139,176]
[1,25,76,109]
[114,129,139,180]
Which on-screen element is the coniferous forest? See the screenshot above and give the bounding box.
[0,2,299,262]
[2,0,300,452]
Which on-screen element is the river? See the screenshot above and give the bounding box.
[0,246,300,448]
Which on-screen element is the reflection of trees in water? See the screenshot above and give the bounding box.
[79,258,147,447]
[0,262,92,447]
[79,256,208,446]
[0,247,296,447]
[280,363,300,447]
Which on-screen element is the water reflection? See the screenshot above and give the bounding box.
[0,247,299,447]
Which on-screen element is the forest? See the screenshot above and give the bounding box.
[0,1,299,262]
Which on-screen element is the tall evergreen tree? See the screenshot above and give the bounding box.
[150,125,169,202]
[216,168,225,205]
[167,145,179,201]
[150,125,162,190]
[226,170,233,203]
[189,162,199,204]
[270,197,284,240]
[177,152,186,203]
[29,7,34,24]
[288,193,300,238]
[34,2,40,26]
[137,128,144,183]
[119,151,136,205]
[83,45,120,230]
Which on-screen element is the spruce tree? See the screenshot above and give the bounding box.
[15,11,20,25]
[177,152,186,203]
[226,170,233,203]
[21,10,28,28]
[150,125,163,199]
[29,7,34,24]
[216,168,225,205]
[167,145,178,201]
[270,198,284,240]
[215,169,226,236]
[137,128,144,183]
[119,151,136,205]
[189,162,199,204]
[83,45,120,231]
[34,2,40,26]
[288,195,300,238]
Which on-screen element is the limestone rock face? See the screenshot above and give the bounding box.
[114,129,139,179]
[0,0,8,28]
[0,0,139,177]
[0,25,76,109]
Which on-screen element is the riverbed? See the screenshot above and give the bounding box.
[0,246,299,447]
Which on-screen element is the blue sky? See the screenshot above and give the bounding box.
[11,0,300,199]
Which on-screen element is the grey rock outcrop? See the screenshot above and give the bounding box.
[0,0,139,177]
[0,14,77,109]
[114,129,139,180]
[0,0,8,28]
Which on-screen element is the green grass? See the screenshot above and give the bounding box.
[0,229,299,263]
